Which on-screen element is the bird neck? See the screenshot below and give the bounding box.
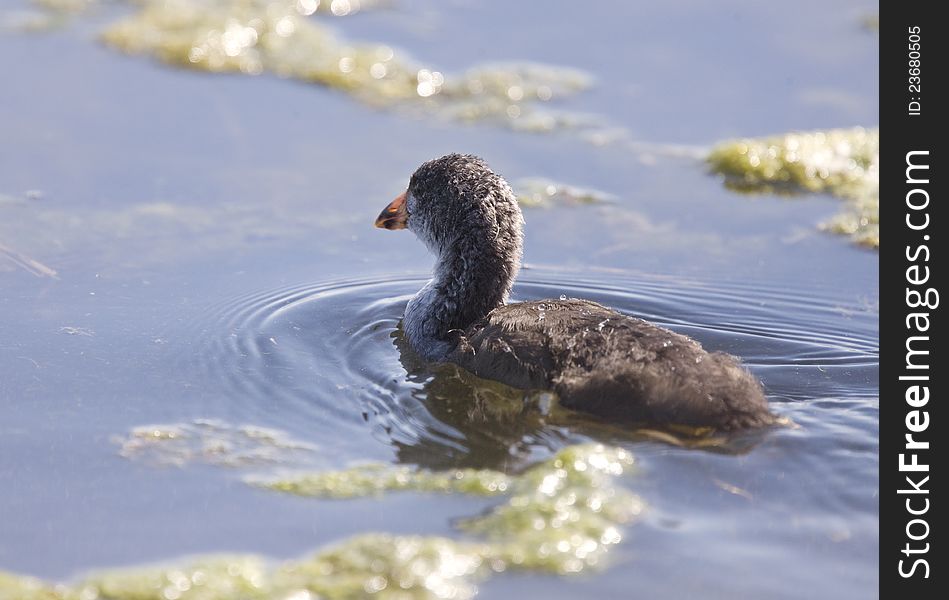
[403,238,520,361]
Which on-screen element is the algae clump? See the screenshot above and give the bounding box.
[259,463,512,498]
[0,444,642,599]
[75,556,272,600]
[459,444,639,573]
[0,570,59,600]
[274,534,489,600]
[707,127,879,248]
[98,0,592,133]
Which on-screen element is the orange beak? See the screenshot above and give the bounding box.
[375,191,409,230]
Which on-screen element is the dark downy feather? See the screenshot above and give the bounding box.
[453,299,773,430]
[392,154,776,430]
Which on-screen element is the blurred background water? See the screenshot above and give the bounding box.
[1,0,878,598]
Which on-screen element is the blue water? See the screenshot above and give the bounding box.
[1,1,878,597]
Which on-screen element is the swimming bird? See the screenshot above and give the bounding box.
[375,154,775,430]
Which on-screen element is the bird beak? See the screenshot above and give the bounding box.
[375,191,409,230]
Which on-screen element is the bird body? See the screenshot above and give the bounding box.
[376,154,775,430]
[454,299,773,429]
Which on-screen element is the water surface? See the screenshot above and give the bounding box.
[1,1,878,598]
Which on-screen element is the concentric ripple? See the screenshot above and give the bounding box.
[184,267,878,464]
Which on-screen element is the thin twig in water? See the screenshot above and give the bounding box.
[712,478,754,500]
[0,242,59,279]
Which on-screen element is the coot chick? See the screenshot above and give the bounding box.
[375,154,775,430]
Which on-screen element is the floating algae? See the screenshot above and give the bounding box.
[0,538,488,600]
[97,0,592,133]
[0,444,641,599]
[33,0,99,12]
[31,0,385,18]
[273,534,490,600]
[0,570,59,600]
[114,419,320,468]
[261,444,642,575]
[514,178,615,208]
[257,464,512,498]
[8,0,379,32]
[70,556,273,600]
[707,127,879,248]
[457,444,640,573]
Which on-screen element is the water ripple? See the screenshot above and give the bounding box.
[181,268,878,464]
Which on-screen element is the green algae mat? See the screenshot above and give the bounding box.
[1,435,642,600]
[708,127,879,248]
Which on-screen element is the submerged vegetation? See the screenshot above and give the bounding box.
[0,442,641,599]
[114,420,320,468]
[707,127,879,248]
[515,178,615,208]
